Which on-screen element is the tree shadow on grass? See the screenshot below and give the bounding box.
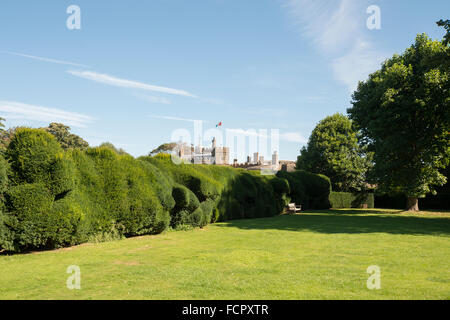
[321,209,402,215]
[216,212,450,236]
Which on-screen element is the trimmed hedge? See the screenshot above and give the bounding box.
[171,184,208,228]
[330,192,374,209]
[6,128,63,185]
[0,129,333,252]
[142,155,282,222]
[276,170,331,209]
[0,155,9,196]
[375,193,450,210]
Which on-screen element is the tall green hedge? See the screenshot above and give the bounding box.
[276,170,331,209]
[6,128,63,185]
[329,192,374,209]
[0,129,331,252]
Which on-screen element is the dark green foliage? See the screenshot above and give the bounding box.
[6,128,62,185]
[170,184,212,229]
[44,123,89,150]
[99,142,129,156]
[348,34,450,210]
[297,113,372,192]
[277,170,331,209]
[149,142,177,156]
[0,129,332,252]
[70,147,171,238]
[2,184,84,251]
[0,154,9,196]
[270,177,291,213]
[172,185,191,210]
[330,192,375,209]
[270,177,290,195]
[48,154,77,197]
[437,19,450,45]
[171,184,202,228]
[375,193,450,210]
[46,191,85,246]
[216,172,278,221]
[199,199,215,225]
[0,125,18,151]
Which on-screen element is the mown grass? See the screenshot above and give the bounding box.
[0,209,449,300]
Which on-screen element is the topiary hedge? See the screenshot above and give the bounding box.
[329,192,375,209]
[276,170,331,209]
[0,128,334,252]
[6,128,63,185]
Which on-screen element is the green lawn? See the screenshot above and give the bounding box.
[1,209,449,300]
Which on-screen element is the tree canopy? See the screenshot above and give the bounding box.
[0,127,19,151]
[99,142,129,155]
[44,123,89,150]
[437,19,450,45]
[150,142,177,156]
[296,113,371,192]
[347,33,450,210]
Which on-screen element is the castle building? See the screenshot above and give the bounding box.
[253,152,259,164]
[272,151,279,167]
[176,138,229,165]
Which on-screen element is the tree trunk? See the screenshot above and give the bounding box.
[406,197,419,211]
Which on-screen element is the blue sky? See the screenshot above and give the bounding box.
[0,0,448,161]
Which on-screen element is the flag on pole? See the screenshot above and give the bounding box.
[216,121,222,128]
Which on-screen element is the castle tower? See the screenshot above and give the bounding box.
[272,151,280,166]
[272,151,279,168]
[253,152,259,165]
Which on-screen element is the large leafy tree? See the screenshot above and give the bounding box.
[0,126,19,151]
[296,113,371,192]
[149,142,177,156]
[99,142,129,155]
[348,33,450,211]
[437,19,450,45]
[44,123,89,150]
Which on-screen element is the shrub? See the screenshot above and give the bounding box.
[6,128,62,185]
[47,191,85,246]
[171,184,207,228]
[48,154,77,197]
[0,134,336,252]
[199,199,216,226]
[3,184,83,251]
[330,192,375,208]
[270,177,291,212]
[3,183,54,251]
[74,148,170,237]
[0,154,9,195]
[215,171,279,221]
[277,170,331,209]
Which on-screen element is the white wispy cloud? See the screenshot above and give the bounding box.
[149,114,207,123]
[227,128,307,143]
[284,0,360,54]
[246,107,289,117]
[68,70,198,98]
[279,132,308,143]
[332,39,387,92]
[133,93,171,105]
[284,0,388,92]
[4,51,89,68]
[0,101,94,128]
